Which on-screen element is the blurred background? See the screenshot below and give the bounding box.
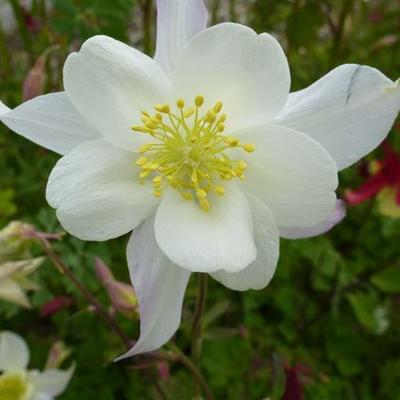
[0,0,399,399]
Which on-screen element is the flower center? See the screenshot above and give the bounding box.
[131,96,255,211]
[0,373,30,400]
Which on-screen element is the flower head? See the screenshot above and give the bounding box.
[0,257,43,308]
[0,0,399,358]
[0,331,74,400]
[345,142,400,217]
[0,221,34,264]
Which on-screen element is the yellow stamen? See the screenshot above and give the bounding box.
[195,95,204,107]
[131,95,253,211]
[243,143,256,153]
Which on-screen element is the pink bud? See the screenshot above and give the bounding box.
[45,341,71,369]
[157,362,170,381]
[22,56,46,102]
[40,296,73,317]
[95,257,114,284]
[106,281,138,316]
[95,258,138,317]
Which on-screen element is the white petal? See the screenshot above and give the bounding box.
[172,23,290,130]
[116,217,190,359]
[63,35,172,151]
[30,393,51,400]
[29,365,74,397]
[155,0,208,77]
[155,185,256,273]
[0,278,31,308]
[239,124,338,228]
[275,64,400,170]
[1,92,100,155]
[46,140,158,241]
[280,199,346,239]
[211,194,279,291]
[0,331,30,372]
[0,100,10,116]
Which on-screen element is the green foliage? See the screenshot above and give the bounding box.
[0,0,399,399]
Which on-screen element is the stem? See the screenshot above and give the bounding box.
[211,0,221,25]
[9,0,33,54]
[168,344,214,400]
[229,0,237,22]
[191,273,208,364]
[0,18,11,77]
[139,0,154,56]
[36,235,132,349]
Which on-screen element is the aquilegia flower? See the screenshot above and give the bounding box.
[0,0,399,357]
[346,142,400,218]
[0,257,43,308]
[0,331,74,400]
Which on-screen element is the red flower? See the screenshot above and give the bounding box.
[345,142,400,217]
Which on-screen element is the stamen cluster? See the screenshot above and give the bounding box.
[131,96,255,211]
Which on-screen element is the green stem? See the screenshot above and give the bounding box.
[139,0,154,56]
[0,17,11,77]
[211,0,221,25]
[168,344,214,400]
[36,235,133,349]
[229,0,237,22]
[191,273,208,364]
[9,0,33,54]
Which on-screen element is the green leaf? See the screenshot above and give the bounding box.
[371,265,400,293]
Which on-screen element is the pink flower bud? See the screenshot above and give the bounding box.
[22,56,46,102]
[45,341,71,369]
[95,258,138,317]
[95,257,114,284]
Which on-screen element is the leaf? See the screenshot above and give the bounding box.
[370,265,400,293]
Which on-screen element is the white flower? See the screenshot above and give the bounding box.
[0,257,43,308]
[0,331,74,400]
[1,0,399,358]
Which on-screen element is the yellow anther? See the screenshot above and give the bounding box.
[238,161,247,171]
[177,99,185,109]
[218,114,227,123]
[225,137,239,146]
[182,192,193,201]
[145,121,157,129]
[149,163,159,170]
[136,157,148,166]
[215,186,225,196]
[140,144,153,154]
[139,170,151,179]
[213,102,223,113]
[243,143,255,153]
[154,104,170,113]
[153,189,162,198]
[155,113,163,121]
[166,175,175,183]
[195,95,204,107]
[131,125,149,133]
[205,111,216,123]
[199,198,210,212]
[196,189,207,199]
[217,123,225,132]
[141,111,150,117]
[153,176,162,183]
[183,107,196,118]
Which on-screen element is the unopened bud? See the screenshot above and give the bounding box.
[45,341,71,369]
